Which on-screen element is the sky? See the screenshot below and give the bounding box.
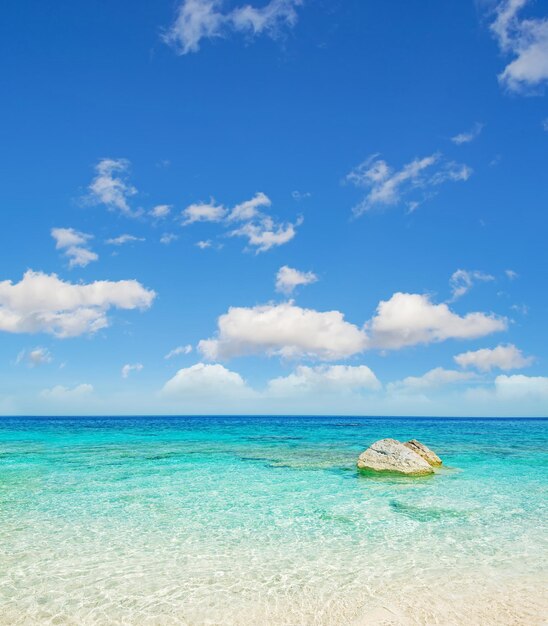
[0,0,547,416]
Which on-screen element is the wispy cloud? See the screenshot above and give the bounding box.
[160,233,178,245]
[88,158,140,217]
[164,345,193,359]
[229,215,302,253]
[490,0,548,93]
[451,122,484,145]
[150,204,172,219]
[346,153,471,216]
[51,227,98,268]
[449,269,495,301]
[121,363,143,379]
[163,0,302,55]
[16,347,53,367]
[505,269,519,280]
[182,192,302,253]
[105,234,145,246]
[387,367,477,393]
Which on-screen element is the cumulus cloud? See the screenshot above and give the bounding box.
[449,269,495,300]
[275,265,318,295]
[199,302,368,361]
[164,344,193,359]
[121,363,143,378]
[198,293,508,361]
[346,153,472,216]
[268,364,380,395]
[196,239,213,249]
[493,374,548,398]
[163,0,302,55]
[162,362,251,396]
[490,0,548,93]
[51,227,98,269]
[0,270,155,338]
[150,204,172,219]
[40,383,93,400]
[451,122,484,145]
[454,344,533,372]
[88,158,139,217]
[16,347,53,367]
[105,234,145,245]
[181,200,227,225]
[387,367,476,392]
[366,292,507,350]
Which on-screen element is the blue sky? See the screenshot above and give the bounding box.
[1,0,547,416]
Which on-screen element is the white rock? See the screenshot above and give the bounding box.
[357,438,434,476]
[404,439,442,467]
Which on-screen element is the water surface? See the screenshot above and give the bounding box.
[1,416,547,625]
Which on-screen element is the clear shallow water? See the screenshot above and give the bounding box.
[0,416,547,626]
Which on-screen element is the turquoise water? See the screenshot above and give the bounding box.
[1,416,547,625]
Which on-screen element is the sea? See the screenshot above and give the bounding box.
[0,416,547,625]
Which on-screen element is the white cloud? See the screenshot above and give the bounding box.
[291,190,311,200]
[196,239,213,249]
[493,374,548,399]
[226,192,271,222]
[268,364,380,395]
[0,270,155,338]
[181,200,227,225]
[163,0,302,55]
[490,0,548,93]
[164,345,193,359]
[505,269,519,280]
[451,122,484,145]
[229,215,302,252]
[543,118,548,131]
[51,227,98,269]
[121,363,143,379]
[454,344,533,372]
[88,158,139,217]
[16,347,53,367]
[182,192,300,253]
[366,292,507,350]
[388,367,476,392]
[160,233,178,245]
[40,383,93,400]
[105,234,145,246]
[198,292,507,361]
[275,265,318,295]
[199,302,368,361]
[347,153,472,215]
[150,204,172,219]
[449,269,495,300]
[162,362,251,396]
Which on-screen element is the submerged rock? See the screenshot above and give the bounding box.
[404,439,442,467]
[357,438,434,476]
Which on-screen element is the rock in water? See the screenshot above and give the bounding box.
[404,439,442,467]
[357,438,434,476]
